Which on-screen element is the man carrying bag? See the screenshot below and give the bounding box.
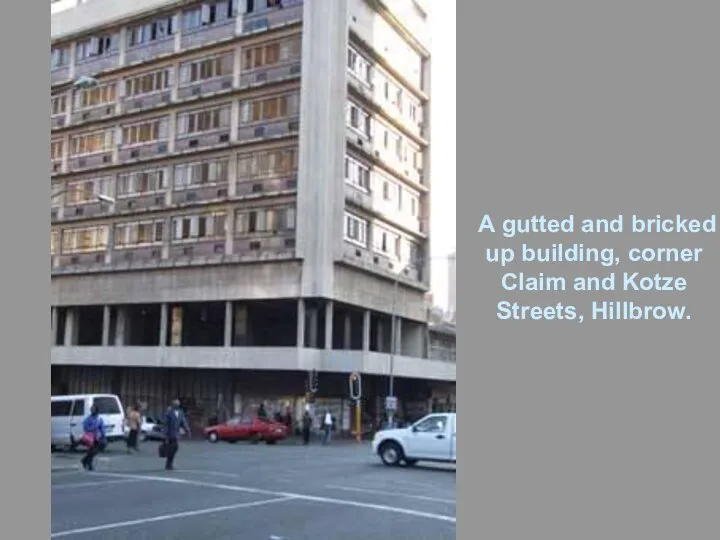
[159,399,190,470]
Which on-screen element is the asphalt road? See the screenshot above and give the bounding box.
[51,438,456,539]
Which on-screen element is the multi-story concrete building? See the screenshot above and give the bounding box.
[50,0,454,428]
[447,250,456,322]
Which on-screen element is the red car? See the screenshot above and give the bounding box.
[204,416,289,445]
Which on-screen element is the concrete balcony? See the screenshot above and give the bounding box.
[177,74,234,101]
[63,200,112,221]
[115,192,168,214]
[342,242,422,282]
[75,52,120,79]
[238,61,301,90]
[121,90,172,114]
[118,140,170,162]
[125,37,175,66]
[233,232,295,257]
[67,152,114,172]
[50,346,456,382]
[57,251,108,269]
[241,2,304,34]
[169,239,227,260]
[112,245,164,265]
[235,174,297,197]
[181,19,236,50]
[344,183,373,212]
[171,184,229,206]
[72,104,117,125]
[237,117,299,143]
[175,129,232,152]
[52,66,71,86]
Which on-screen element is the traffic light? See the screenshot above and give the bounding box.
[349,372,362,401]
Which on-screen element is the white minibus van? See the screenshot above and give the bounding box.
[51,394,126,450]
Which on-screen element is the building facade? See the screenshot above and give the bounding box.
[447,250,456,322]
[50,0,453,429]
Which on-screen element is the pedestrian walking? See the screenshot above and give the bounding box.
[301,406,312,445]
[257,402,267,419]
[162,399,190,471]
[125,403,141,453]
[80,405,105,471]
[322,409,333,445]
[283,407,293,433]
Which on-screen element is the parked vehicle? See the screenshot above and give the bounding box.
[205,416,289,445]
[123,415,166,441]
[372,412,457,467]
[51,394,126,451]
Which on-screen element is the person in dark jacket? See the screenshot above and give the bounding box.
[81,405,106,471]
[163,399,190,471]
[301,407,312,445]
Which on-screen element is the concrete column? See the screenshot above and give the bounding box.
[343,313,351,349]
[159,303,169,346]
[308,307,318,348]
[174,11,183,52]
[118,27,127,66]
[101,305,111,346]
[362,310,370,352]
[162,216,172,259]
[61,133,70,174]
[227,151,238,197]
[167,111,177,153]
[230,100,240,142]
[224,301,233,347]
[324,300,333,350]
[225,206,235,255]
[394,317,403,356]
[376,319,384,352]
[63,307,77,346]
[296,298,305,348]
[115,307,127,346]
[51,307,58,346]
[68,42,77,79]
[233,42,242,87]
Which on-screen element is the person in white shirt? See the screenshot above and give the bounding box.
[322,409,333,445]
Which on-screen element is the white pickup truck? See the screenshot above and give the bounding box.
[372,412,456,466]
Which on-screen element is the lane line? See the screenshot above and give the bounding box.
[89,472,457,524]
[50,496,295,537]
[323,484,456,504]
[53,478,150,490]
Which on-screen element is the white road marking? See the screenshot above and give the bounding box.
[91,472,457,524]
[52,478,150,490]
[323,484,456,504]
[50,496,295,538]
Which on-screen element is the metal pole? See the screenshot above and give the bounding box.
[355,400,362,443]
[387,275,399,429]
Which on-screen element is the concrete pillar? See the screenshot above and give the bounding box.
[159,303,169,346]
[376,319,384,352]
[101,305,111,346]
[324,300,333,350]
[308,307,318,348]
[224,301,233,347]
[343,313,351,349]
[118,27,127,66]
[362,310,371,352]
[296,298,305,348]
[64,307,77,346]
[174,11,183,52]
[51,307,58,346]
[394,317,403,356]
[115,307,127,346]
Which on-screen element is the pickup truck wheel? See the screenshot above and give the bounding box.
[379,441,403,466]
[404,459,418,467]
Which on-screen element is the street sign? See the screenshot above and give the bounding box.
[349,372,362,400]
[385,396,398,412]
